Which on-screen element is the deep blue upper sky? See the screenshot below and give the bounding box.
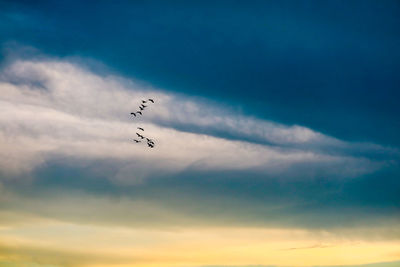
[1,0,400,146]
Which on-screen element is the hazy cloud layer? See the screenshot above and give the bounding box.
[0,57,393,182]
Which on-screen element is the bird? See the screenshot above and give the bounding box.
[147,142,154,148]
[137,127,144,131]
[130,112,136,117]
[141,104,147,108]
[136,133,144,139]
[148,99,154,103]
[139,106,144,111]
[146,138,154,143]
[133,139,140,143]
[136,111,142,115]
[142,100,147,103]
[147,141,154,146]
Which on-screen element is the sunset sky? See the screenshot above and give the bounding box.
[0,1,399,267]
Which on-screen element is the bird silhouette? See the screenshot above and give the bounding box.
[130,99,156,146]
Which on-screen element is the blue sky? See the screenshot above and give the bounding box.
[0,1,399,266]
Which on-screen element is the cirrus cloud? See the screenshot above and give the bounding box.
[0,56,394,184]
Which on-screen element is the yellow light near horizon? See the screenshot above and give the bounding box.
[1,222,400,267]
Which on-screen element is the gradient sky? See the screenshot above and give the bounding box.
[0,1,400,267]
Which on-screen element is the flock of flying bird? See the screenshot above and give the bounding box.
[131,98,155,148]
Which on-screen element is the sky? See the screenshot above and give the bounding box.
[0,1,399,267]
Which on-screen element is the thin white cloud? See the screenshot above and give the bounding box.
[0,57,386,181]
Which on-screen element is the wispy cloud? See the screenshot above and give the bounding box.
[0,56,392,182]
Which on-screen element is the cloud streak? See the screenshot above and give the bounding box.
[0,56,392,182]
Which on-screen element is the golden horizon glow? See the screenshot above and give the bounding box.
[1,221,399,267]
